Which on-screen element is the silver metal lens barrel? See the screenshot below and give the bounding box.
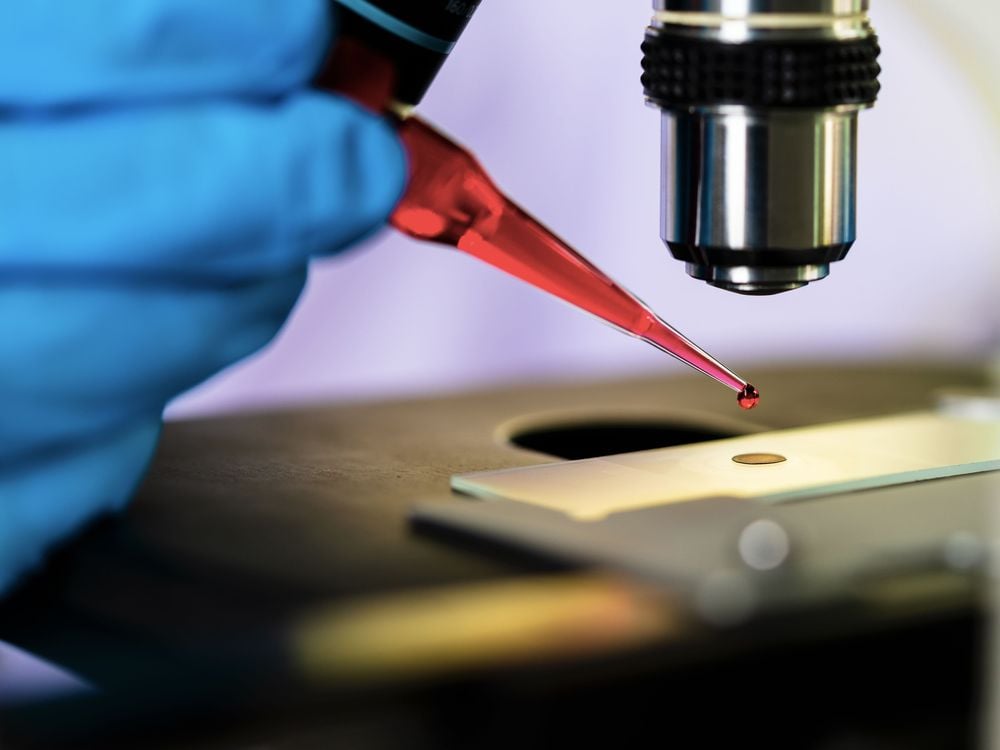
[643,1,879,295]
[662,105,859,294]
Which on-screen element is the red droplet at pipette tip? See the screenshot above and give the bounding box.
[389,116,759,409]
[737,383,760,410]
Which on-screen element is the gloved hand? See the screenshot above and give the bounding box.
[0,1,406,594]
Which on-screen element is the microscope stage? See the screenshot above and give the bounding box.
[414,412,1000,609]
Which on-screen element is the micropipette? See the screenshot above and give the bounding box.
[389,116,760,409]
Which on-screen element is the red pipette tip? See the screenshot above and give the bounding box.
[737,384,760,410]
[388,117,760,409]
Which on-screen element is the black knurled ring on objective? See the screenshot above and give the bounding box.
[641,31,881,108]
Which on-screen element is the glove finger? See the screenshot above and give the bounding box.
[0,0,333,108]
[0,93,406,281]
[0,416,161,595]
[0,270,306,462]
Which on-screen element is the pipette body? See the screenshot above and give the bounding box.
[318,19,758,407]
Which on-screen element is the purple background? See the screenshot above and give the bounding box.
[167,0,1000,418]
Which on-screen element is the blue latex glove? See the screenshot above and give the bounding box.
[0,0,406,594]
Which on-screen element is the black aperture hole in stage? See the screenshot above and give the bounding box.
[508,421,739,460]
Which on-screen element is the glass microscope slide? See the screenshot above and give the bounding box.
[452,412,1000,520]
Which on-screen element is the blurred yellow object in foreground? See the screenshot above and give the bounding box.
[293,574,684,685]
